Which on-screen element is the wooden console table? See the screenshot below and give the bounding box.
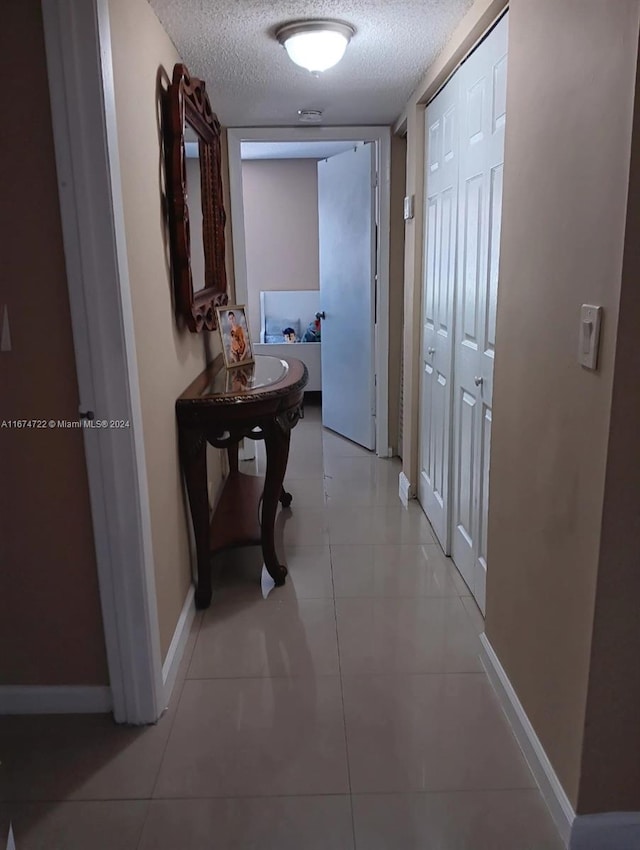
[176,355,308,609]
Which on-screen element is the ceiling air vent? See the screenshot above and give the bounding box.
[297,109,323,123]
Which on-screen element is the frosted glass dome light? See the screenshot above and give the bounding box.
[276,21,355,73]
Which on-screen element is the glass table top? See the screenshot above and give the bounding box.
[200,355,289,397]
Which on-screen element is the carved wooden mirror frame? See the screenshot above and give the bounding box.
[164,63,228,331]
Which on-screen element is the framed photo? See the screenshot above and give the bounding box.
[216,305,254,369]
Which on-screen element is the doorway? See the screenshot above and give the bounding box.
[227,127,392,457]
[418,13,508,612]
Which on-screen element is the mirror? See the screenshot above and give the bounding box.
[183,125,206,294]
[164,64,228,331]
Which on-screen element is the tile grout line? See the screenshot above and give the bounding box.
[318,427,356,849]
[134,800,152,850]
[133,607,215,843]
[328,551,358,847]
[2,785,541,806]
[142,610,205,826]
[172,670,490,682]
[322,428,358,849]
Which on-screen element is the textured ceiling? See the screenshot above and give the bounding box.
[241,140,357,159]
[147,0,474,127]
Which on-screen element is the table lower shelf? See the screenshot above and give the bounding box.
[210,471,264,553]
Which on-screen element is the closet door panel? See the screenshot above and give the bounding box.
[451,13,508,610]
[418,76,459,550]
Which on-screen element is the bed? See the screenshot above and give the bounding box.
[252,290,322,392]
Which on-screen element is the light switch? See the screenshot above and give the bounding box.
[579,304,602,370]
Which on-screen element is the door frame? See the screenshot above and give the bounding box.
[227,126,392,458]
[41,0,164,724]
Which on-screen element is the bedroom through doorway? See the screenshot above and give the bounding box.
[227,128,392,457]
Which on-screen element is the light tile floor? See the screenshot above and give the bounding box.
[0,402,564,849]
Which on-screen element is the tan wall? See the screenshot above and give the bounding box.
[108,0,225,659]
[388,135,406,456]
[486,0,639,808]
[0,1,108,685]
[241,159,319,340]
[577,40,640,814]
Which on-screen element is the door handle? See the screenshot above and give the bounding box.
[474,376,483,387]
[427,347,435,355]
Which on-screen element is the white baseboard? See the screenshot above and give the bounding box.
[398,471,415,507]
[570,812,640,849]
[162,584,196,707]
[0,685,112,715]
[479,633,575,847]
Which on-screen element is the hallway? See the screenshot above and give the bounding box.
[0,402,562,848]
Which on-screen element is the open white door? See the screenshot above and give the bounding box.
[318,144,376,450]
[418,74,459,551]
[451,14,508,612]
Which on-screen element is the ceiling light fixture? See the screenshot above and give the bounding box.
[276,20,355,74]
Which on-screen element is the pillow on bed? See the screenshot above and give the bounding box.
[264,317,300,341]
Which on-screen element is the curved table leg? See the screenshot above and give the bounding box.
[279,487,292,508]
[179,430,212,609]
[261,421,291,586]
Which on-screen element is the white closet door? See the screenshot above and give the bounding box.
[451,14,508,612]
[418,74,459,551]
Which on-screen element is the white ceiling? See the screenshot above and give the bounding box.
[147,0,474,127]
[240,140,357,160]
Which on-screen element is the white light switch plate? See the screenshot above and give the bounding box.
[579,304,602,370]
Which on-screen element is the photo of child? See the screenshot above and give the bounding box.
[216,305,254,368]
